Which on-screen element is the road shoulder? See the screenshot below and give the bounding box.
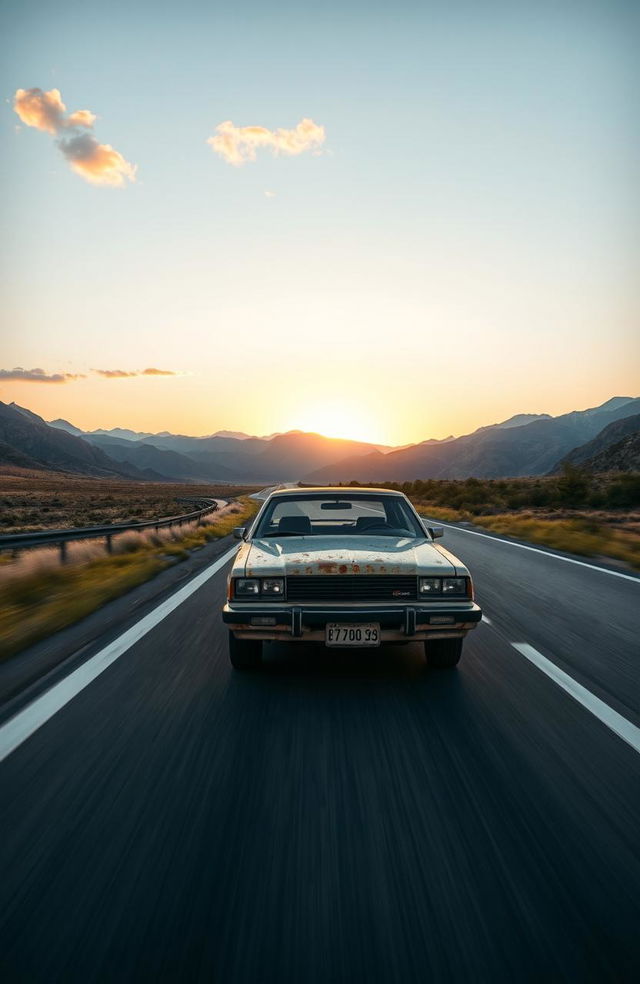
[0,533,238,721]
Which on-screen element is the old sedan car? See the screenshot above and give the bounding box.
[222,488,481,670]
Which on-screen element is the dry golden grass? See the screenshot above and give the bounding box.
[414,504,464,523]
[416,503,640,571]
[0,498,258,660]
[471,514,640,570]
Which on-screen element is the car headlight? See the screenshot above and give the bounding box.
[233,577,286,599]
[419,577,442,594]
[419,576,469,597]
[442,577,467,595]
[235,578,261,597]
[261,578,285,596]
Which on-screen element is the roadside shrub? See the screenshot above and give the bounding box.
[114,531,147,554]
[556,464,591,506]
[604,474,640,509]
[346,472,639,515]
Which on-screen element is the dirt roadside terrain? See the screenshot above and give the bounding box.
[0,469,260,534]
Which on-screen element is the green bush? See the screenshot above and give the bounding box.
[556,464,591,506]
[604,474,640,509]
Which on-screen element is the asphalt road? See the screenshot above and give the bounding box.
[1,530,639,982]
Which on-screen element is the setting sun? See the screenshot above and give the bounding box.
[291,403,385,446]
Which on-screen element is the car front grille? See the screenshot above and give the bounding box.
[285,575,418,602]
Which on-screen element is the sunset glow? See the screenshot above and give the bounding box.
[289,404,386,446]
[1,2,638,446]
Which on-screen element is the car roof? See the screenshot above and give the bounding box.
[267,487,404,497]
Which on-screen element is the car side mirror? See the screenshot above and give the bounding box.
[233,527,247,540]
[429,526,444,539]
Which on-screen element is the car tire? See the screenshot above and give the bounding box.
[425,638,463,668]
[229,632,263,671]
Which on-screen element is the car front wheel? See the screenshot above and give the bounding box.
[425,638,462,669]
[229,632,263,671]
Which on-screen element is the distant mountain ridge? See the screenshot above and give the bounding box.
[473,412,552,432]
[0,403,163,480]
[83,434,239,483]
[3,396,638,483]
[47,416,396,482]
[50,420,268,443]
[304,397,640,483]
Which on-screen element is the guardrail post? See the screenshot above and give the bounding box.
[106,534,113,554]
[60,541,67,564]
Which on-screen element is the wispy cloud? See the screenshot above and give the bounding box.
[13,87,136,187]
[93,369,137,378]
[93,368,178,378]
[1,366,180,383]
[0,367,85,383]
[208,118,325,166]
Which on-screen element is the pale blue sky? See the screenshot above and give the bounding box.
[1,0,638,443]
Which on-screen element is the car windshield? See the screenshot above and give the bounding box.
[253,493,426,538]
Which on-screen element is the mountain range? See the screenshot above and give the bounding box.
[0,403,161,481]
[304,398,640,483]
[0,396,638,484]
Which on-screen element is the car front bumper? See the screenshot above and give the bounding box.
[222,602,482,643]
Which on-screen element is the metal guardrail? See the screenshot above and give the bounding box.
[0,497,222,563]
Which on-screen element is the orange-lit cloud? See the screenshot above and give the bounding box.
[13,87,135,187]
[0,367,85,383]
[13,87,67,134]
[93,368,178,378]
[208,118,325,165]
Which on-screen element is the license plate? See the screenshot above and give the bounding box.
[325,623,380,647]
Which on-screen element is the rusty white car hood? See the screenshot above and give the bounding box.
[236,535,458,578]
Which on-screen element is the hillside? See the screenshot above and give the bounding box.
[83,434,238,483]
[304,398,640,483]
[0,440,49,472]
[583,432,640,473]
[553,414,640,472]
[0,403,156,480]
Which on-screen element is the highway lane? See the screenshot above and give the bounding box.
[1,537,639,982]
[432,523,640,723]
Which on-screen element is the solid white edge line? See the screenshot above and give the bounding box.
[0,544,239,764]
[429,520,639,583]
[512,643,640,755]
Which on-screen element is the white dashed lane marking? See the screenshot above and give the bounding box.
[511,643,640,755]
